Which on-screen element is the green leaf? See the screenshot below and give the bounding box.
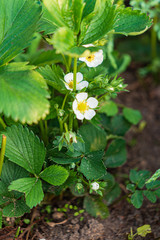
[49,27,75,53]
[154,188,160,198]
[79,124,107,152]
[80,0,117,44]
[114,7,152,36]
[0,62,50,124]
[146,169,160,184]
[104,182,121,205]
[137,225,152,237]
[3,199,30,217]
[99,101,118,117]
[82,0,96,19]
[72,0,85,34]
[110,115,131,136]
[38,65,67,94]
[131,190,144,209]
[104,139,127,168]
[79,151,106,180]
[0,0,41,66]
[129,170,151,189]
[100,172,115,191]
[84,195,109,219]
[51,156,81,165]
[40,165,69,186]
[123,107,142,125]
[146,180,160,190]
[143,190,157,203]
[9,178,44,208]
[0,125,46,174]
[126,183,136,193]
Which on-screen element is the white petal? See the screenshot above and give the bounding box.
[75,111,85,120]
[79,57,86,62]
[84,109,96,120]
[85,61,96,67]
[64,73,73,83]
[72,99,78,111]
[87,97,98,108]
[76,72,83,82]
[76,92,88,102]
[65,83,72,91]
[83,44,94,48]
[76,81,89,90]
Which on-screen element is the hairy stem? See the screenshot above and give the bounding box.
[61,92,69,110]
[0,135,7,176]
[73,57,77,91]
[0,117,6,129]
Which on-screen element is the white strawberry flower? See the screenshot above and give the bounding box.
[72,92,98,120]
[79,44,103,67]
[91,182,100,191]
[64,72,88,91]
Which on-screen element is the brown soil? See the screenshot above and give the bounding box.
[0,64,160,240]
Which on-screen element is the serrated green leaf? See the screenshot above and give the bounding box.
[131,190,143,209]
[137,225,152,237]
[51,156,81,165]
[146,180,160,190]
[38,65,67,94]
[99,101,118,117]
[80,0,117,44]
[40,165,69,186]
[9,178,44,208]
[0,0,41,66]
[0,125,46,174]
[0,62,50,124]
[123,107,142,125]
[72,0,85,34]
[104,139,127,168]
[79,124,107,152]
[3,199,30,217]
[84,195,109,219]
[82,0,96,19]
[154,188,160,198]
[104,182,121,205]
[79,151,106,180]
[143,190,157,203]
[114,7,152,36]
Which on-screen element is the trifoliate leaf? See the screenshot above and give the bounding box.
[0,62,50,124]
[9,178,44,208]
[0,125,46,174]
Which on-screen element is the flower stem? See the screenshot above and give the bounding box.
[73,57,77,92]
[69,113,73,131]
[0,135,7,176]
[64,123,69,133]
[0,117,6,129]
[61,92,69,110]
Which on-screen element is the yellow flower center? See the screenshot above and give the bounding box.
[68,81,74,89]
[77,101,89,113]
[86,54,95,62]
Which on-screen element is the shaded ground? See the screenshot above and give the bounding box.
[0,64,160,240]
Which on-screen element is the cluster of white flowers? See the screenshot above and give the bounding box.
[64,44,103,121]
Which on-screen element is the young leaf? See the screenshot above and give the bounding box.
[131,190,144,209]
[114,7,152,36]
[84,195,109,219]
[0,0,41,66]
[123,107,142,125]
[39,165,69,186]
[137,225,152,237]
[104,139,127,168]
[0,125,46,174]
[3,199,30,217]
[79,151,106,180]
[9,178,44,208]
[79,124,107,152]
[0,62,50,124]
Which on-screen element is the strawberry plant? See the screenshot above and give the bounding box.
[0,0,153,221]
